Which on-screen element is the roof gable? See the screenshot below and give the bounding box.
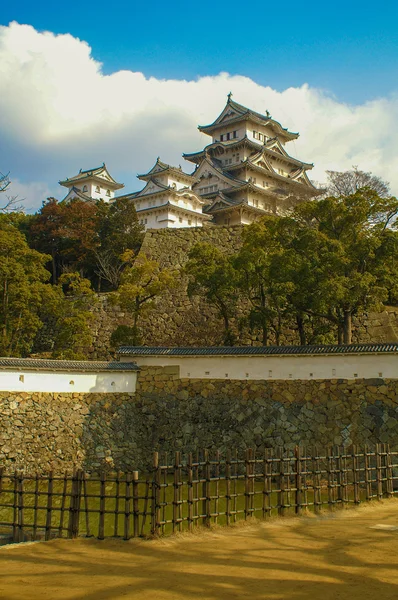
[134,178,170,197]
[193,157,244,189]
[59,163,123,189]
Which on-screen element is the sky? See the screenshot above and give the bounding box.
[1,1,398,211]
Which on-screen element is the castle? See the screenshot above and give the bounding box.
[59,95,321,229]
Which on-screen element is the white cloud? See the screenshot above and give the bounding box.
[0,21,397,213]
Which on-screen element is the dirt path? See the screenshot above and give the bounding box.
[1,500,398,600]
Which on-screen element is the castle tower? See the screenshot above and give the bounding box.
[118,158,211,229]
[183,94,321,225]
[59,163,124,203]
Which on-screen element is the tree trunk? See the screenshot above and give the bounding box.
[296,313,306,345]
[343,310,352,345]
[337,323,344,345]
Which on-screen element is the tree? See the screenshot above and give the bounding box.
[291,189,398,344]
[0,217,52,356]
[325,166,390,198]
[185,243,238,345]
[29,197,100,283]
[95,197,144,289]
[111,251,176,346]
[234,219,294,345]
[0,171,22,213]
[50,273,97,359]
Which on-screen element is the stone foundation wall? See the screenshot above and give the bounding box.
[86,226,398,359]
[2,367,398,473]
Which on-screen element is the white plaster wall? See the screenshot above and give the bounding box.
[122,354,398,381]
[0,370,137,393]
[138,209,205,230]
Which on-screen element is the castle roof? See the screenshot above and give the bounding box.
[59,163,124,190]
[198,95,299,142]
[61,186,94,203]
[137,157,196,183]
[118,343,398,357]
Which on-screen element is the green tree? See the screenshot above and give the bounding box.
[50,273,97,359]
[185,243,238,345]
[291,189,398,344]
[0,217,52,356]
[95,197,144,289]
[234,218,294,345]
[111,251,176,346]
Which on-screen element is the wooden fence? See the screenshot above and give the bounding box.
[0,444,397,543]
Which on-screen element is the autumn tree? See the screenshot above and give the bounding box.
[110,251,176,346]
[29,197,99,283]
[185,243,238,345]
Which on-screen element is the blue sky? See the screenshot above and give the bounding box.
[3,0,398,104]
[1,3,397,210]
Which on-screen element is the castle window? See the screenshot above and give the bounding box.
[144,219,147,224]
[253,131,257,139]
[179,217,183,223]
[233,131,237,138]
[106,189,111,197]
[82,185,88,192]
[226,132,231,140]
[220,134,224,141]
[95,186,100,193]
[188,220,192,225]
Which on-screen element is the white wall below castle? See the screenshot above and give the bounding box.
[121,354,396,381]
[139,210,205,229]
[0,370,137,393]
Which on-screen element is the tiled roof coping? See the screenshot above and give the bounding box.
[117,343,398,357]
[0,358,139,372]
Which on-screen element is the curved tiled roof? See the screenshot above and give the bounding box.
[117,343,398,356]
[0,358,139,372]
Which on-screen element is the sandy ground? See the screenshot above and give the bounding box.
[1,501,398,600]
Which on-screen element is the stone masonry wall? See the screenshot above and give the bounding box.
[2,366,398,473]
[87,226,398,359]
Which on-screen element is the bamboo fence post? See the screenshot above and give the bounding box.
[58,471,68,538]
[215,450,220,525]
[203,449,211,527]
[336,447,343,504]
[312,446,322,514]
[295,446,302,515]
[376,443,383,500]
[114,471,120,538]
[45,471,54,541]
[33,472,40,540]
[18,472,24,542]
[364,445,371,501]
[187,453,194,532]
[82,472,91,538]
[225,449,231,526]
[352,445,360,505]
[244,448,251,520]
[98,471,106,540]
[123,472,132,541]
[68,469,77,538]
[151,452,161,536]
[326,447,333,508]
[386,444,393,497]
[12,471,18,542]
[132,471,139,538]
[278,447,285,517]
[172,451,180,533]
[232,448,238,523]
